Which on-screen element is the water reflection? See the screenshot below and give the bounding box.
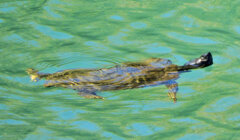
[178,132,216,140]
[44,6,61,18]
[0,7,16,12]
[179,86,195,97]
[29,22,73,39]
[126,123,164,136]
[130,22,147,29]
[122,100,182,113]
[181,16,199,28]
[214,55,230,64]
[168,32,218,44]
[235,26,240,34]
[4,34,24,42]
[110,15,124,21]
[46,106,86,120]
[160,10,175,18]
[205,96,240,113]
[228,114,240,121]
[25,128,73,140]
[71,121,100,131]
[169,118,199,123]
[102,132,125,140]
[143,43,172,54]
[0,119,27,125]
[108,32,136,46]
[0,104,9,110]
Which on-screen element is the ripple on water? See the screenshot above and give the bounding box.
[110,15,124,21]
[0,104,9,110]
[177,132,216,140]
[191,124,207,129]
[171,54,187,65]
[160,10,175,18]
[25,128,73,140]
[226,46,240,59]
[44,6,61,18]
[108,32,137,46]
[56,52,106,69]
[3,94,33,103]
[126,123,164,136]
[130,22,147,29]
[28,40,40,47]
[0,119,27,125]
[235,26,240,34]
[42,89,71,96]
[84,41,111,53]
[46,106,86,120]
[228,114,240,121]
[168,32,218,44]
[213,55,230,64]
[179,69,208,82]
[143,43,172,54]
[71,121,100,132]
[0,7,16,12]
[29,22,73,39]
[122,100,182,113]
[102,132,124,140]
[180,16,199,28]
[205,96,240,113]
[49,0,66,5]
[169,118,199,124]
[179,86,195,98]
[4,34,24,42]
[227,68,240,74]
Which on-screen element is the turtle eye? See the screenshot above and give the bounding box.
[201,57,207,61]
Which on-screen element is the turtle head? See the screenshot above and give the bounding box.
[184,52,213,68]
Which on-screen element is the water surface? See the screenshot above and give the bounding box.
[0,0,240,139]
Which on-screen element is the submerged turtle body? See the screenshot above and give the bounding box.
[27,52,213,102]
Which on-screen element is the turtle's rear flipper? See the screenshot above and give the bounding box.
[78,92,104,99]
[26,68,50,82]
[26,68,40,82]
[165,81,178,103]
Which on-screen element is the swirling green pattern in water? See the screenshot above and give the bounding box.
[0,0,239,139]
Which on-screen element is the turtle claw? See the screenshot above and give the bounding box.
[168,93,177,103]
[172,98,177,103]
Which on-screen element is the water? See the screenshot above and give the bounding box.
[0,0,239,139]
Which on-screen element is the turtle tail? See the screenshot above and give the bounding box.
[26,68,40,82]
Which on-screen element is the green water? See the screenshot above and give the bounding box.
[0,0,240,139]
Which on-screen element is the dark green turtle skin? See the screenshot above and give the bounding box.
[27,52,213,102]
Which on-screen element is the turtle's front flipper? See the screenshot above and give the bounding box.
[165,81,178,103]
[78,92,104,99]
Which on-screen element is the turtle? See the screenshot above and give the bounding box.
[26,52,213,102]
